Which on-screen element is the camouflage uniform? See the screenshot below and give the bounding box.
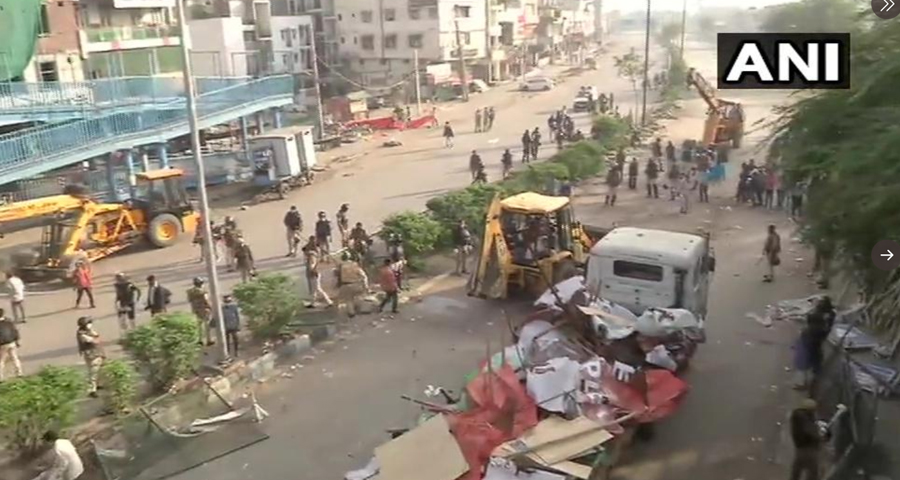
[76,327,104,394]
[187,286,213,344]
[335,260,368,317]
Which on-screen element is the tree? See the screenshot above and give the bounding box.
[613,51,645,114]
[123,313,201,391]
[232,274,307,339]
[656,21,682,49]
[0,367,84,454]
[760,0,861,33]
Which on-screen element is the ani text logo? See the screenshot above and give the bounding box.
[717,33,851,90]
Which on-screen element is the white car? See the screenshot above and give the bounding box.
[520,77,555,91]
[578,85,599,99]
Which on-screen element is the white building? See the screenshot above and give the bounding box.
[270,15,314,74]
[186,17,249,76]
[335,0,488,86]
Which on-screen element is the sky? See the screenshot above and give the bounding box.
[604,0,801,13]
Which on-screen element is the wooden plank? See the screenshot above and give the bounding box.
[495,416,614,465]
[374,414,469,480]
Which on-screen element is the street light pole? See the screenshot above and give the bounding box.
[308,25,326,140]
[640,0,651,125]
[454,18,470,102]
[176,0,228,361]
[679,0,687,60]
[413,49,422,115]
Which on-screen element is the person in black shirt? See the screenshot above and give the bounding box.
[651,137,663,159]
[283,206,303,257]
[628,158,639,190]
[521,130,532,163]
[806,296,836,379]
[315,211,332,258]
[144,275,170,316]
[645,159,659,198]
[501,149,513,179]
[113,273,142,333]
[789,399,822,480]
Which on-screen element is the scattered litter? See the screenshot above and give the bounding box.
[323,370,334,379]
[385,330,391,334]
[345,457,379,480]
[829,324,879,350]
[280,372,293,379]
[374,414,468,480]
[747,312,772,328]
[795,258,804,262]
[744,342,753,347]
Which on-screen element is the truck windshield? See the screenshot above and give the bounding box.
[613,260,663,282]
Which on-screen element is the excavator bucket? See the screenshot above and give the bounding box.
[467,194,512,299]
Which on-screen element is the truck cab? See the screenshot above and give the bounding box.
[584,227,715,318]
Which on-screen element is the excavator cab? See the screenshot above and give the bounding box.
[130,169,199,247]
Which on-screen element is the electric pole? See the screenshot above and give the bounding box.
[679,0,687,60]
[640,0,651,126]
[413,49,422,115]
[454,19,470,101]
[176,0,228,362]
[308,24,325,139]
[485,0,493,84]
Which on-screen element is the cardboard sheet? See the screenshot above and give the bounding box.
[375,414,469,480]
[494,416,614,465]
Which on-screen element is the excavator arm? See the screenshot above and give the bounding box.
[686,68,719,112]
[0,194,92,226]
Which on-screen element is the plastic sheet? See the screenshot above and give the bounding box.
[634,308,702,337]
[534,276,585,310]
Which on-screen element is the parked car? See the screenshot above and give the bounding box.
[520,76,555,92]
[577,85,599,99]
[573,96,592,112]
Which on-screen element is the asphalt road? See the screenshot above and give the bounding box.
[167,39,828,480]
[9,32,665,373]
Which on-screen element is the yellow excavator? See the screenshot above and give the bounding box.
[468,192,608,299]
[0,168,199,283]
[686,67,745,148]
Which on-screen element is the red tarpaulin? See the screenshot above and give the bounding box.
[601,368,689,423]
[447,364,538,480]
[344,115,437,131]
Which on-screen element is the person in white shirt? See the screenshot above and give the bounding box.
[5,271,25,324]
[36,431,84,480]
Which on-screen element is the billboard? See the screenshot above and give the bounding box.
[114,0,176,8]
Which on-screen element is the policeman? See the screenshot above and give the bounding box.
[76,316,104,397]
[334,252,369,318]
[187,277,214,346]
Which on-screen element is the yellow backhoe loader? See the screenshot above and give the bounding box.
[686,68,745,148]
[0,168,199,283]
[468,192,608,299]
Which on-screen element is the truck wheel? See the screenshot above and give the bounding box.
[148,213,182,248]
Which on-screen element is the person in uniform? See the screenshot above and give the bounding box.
[76,316,104,397]
[334,252,369,318]
[283,205,303,257]
[113,273,142,333]
[233,234,256,283]
[336,203,351,249]
[315,211,333,258]
[222,216,240,272]
[348,222,372,263]
[303,236,333,307]
[187,277,214,346]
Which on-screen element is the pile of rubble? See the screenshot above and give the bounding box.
[345,276,707,480]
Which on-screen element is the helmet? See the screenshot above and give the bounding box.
[115,272,127,281]
[318,211,326,218]
[193,277,205,287]
[77,316,92,328]
[340,203,349,211]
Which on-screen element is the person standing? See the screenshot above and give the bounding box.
[334,252,369,318]
[442,122,455,148]
[315,211,332,258]
[764,167,778,209]
[37,431,84,480]
[469,150,483,181]
[222,216,239,272]
[113,273,141,333]
[187,277,214,346]
[145,275,171,316]
[377,259,400,314]
[645,157,659,198]
[221,294,241,357]
[487,107,496,131]
[530,127,541,161]
[806,296,836,385]
[283,205,303,257]
[303,236,333,307]
[604,166,622,206]
[453,220,473,275]
[71,261,95,309]
[790,181,805,218]
[665,140,676,164]
[698,167,710,203]
[627,157,639,190]
[336,203,351,249]
[0,309,23,381]
[677,172,693,214]
[5,271,25,324]
[762,224,781,282]
[474,108,483,133]
[233,235,256,283]
[501,149,513,179]
[667,161,681,201]
[651,137,663,160]
[76,316,104,397]
[521,130,532,163]
[789,399,823,480]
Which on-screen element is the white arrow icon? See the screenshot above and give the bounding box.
[882,250,894,261]
[882,0,894,12]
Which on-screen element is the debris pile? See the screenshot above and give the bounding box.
[345,276,706,480]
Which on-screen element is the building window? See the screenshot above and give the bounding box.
[380,59,388,65]
[39,61,58,82]
[361,10,373,23]
[384,8,396,21]
[354,36,358,44]
[38,4,51,36]
[338,14,343,20]
[384,34,397,49]
[294,53,300,63]
[454,6,471,17]
[428,7,438,18]
[613,261,664,282]
[341,36,346,43]
[408,34,423,48]
[460,32,471,44]
[408,7,420,19]
[359,59,365,66]
[361,34,375,50]
[282,53,290,65]
[292,29,298,39]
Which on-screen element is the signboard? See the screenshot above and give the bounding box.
[426,63,453,83]
[113,0,176,8]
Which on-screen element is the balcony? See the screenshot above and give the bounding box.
[81,25,181,53]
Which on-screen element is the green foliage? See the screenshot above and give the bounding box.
[613,51,645,94]
[771,20,900,293]
[591,116,630,151]
[0,366,84,453]
[123,313,201,391]
[379,211,446,260]
[232,274,306,339]
[425,183,507,243]
[99,359,138,417]
[655,21,682,48]
[760,0,861,34]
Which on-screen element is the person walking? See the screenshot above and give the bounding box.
[698,167,710,203]
[221,294,241,357]
[667,161,681,201]
[5,271,25,324]
[501,148,513,179]
[651,137,663,160]
[764,167,778,209]
[233,235,256,283]
[645,157,659,198]
[789,399,823,480]
[76,316,104,397]
[453,220,473,275]
[334,252,369,318]
[486,107,496,131]
[283,205,303,257]
[474,108,483,133]
[71,261,95,309]
[113,273,141,333]
[530,127,541,161]
[604,166,622,206]
[315,211,332,258]
[303,236,333,308]
[469,150,483,181]
[442,122,455,148]
[336,203,351,249]
[222,216,239,272]
[627,157,639,190]
[37,431,85,480]
[677,172,693,214]
[145,275,171,315]
[0,309,23,381]
[762,224,782,282]
[187,277,214,346]
[665,140,676,164]
[806,296,836,386]
[377,259,400,314]
[790,181,805,218]
[521,130,532,163]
